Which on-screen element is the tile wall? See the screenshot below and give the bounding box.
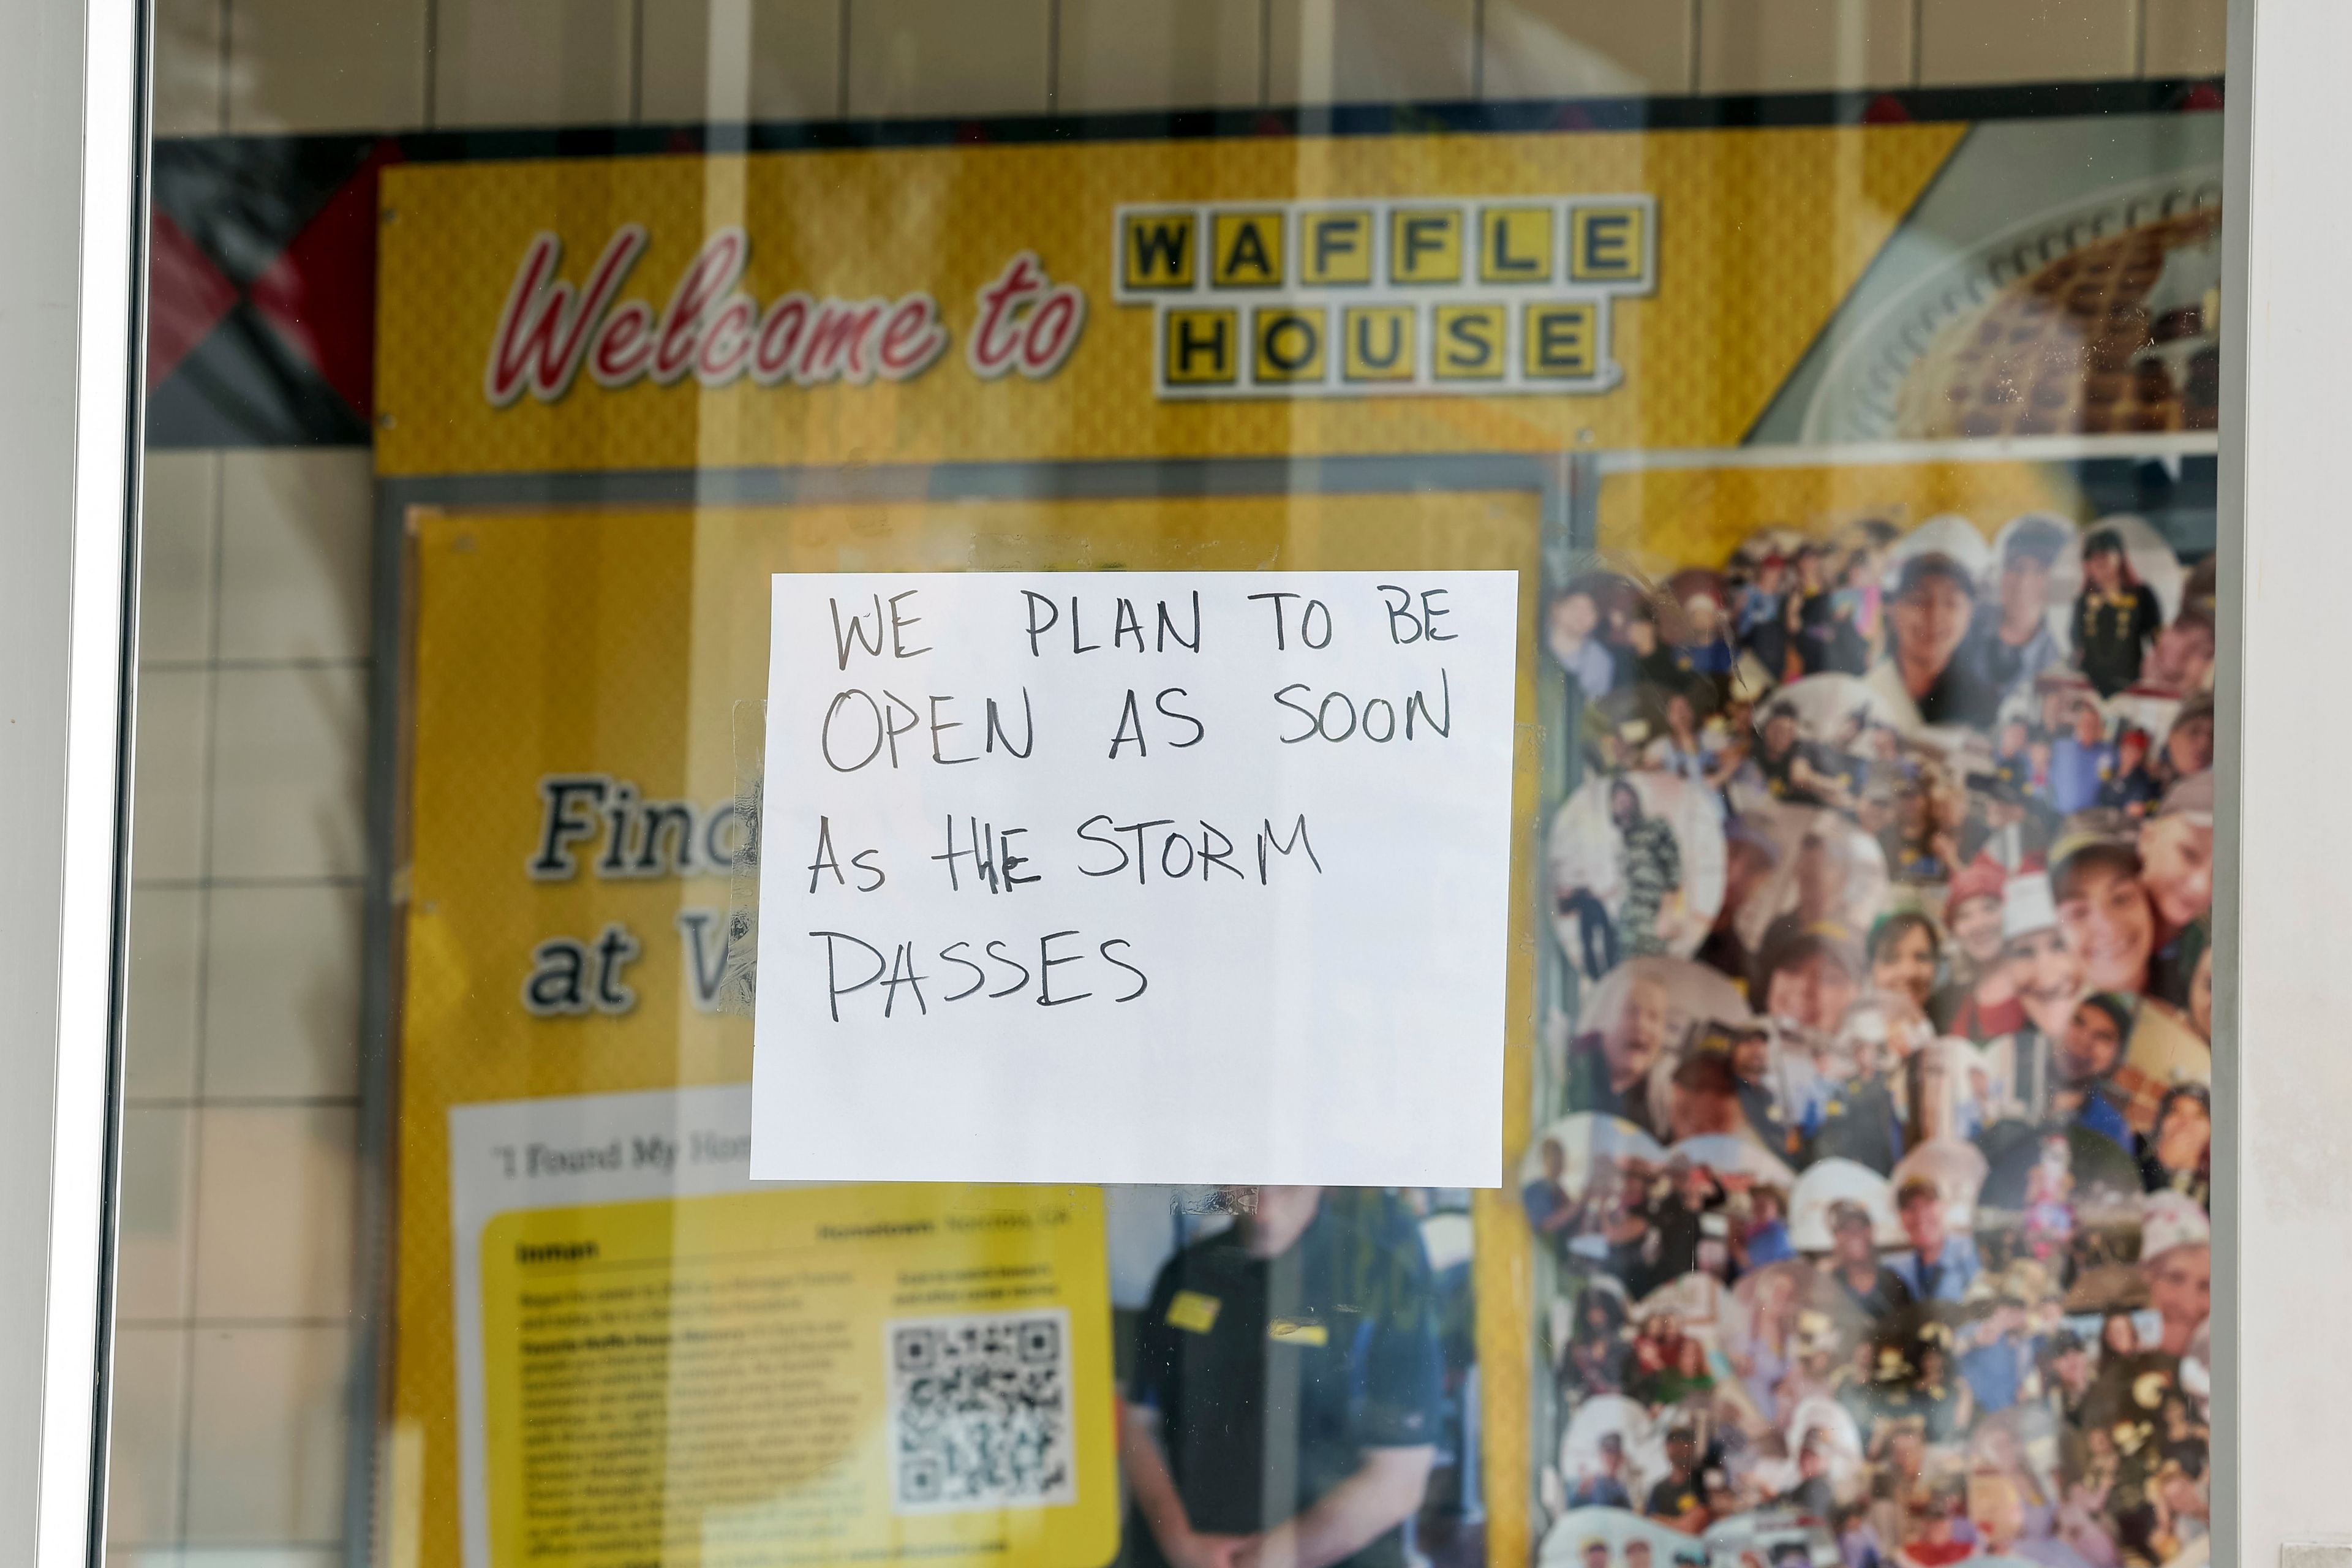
[114,450,371,1568]
[114,0,2225,1563]
[151,0,2226,137]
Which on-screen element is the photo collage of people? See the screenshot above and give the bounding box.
[1526,490,2215,1568]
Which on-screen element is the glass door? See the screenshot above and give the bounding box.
[21,4,2262,1568]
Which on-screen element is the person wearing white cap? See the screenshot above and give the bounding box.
[2067,1232,2204,1561]
[1974,873,2082,1128]
[2079,1191,2211,1455]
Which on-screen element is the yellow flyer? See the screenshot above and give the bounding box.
[454,1087,1117,1568]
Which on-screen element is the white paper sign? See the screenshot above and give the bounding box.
[750,570,1519,1186]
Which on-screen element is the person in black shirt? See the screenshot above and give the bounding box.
[1126,1186,1443,1568]
[1876,553,2001,730]
[1564,1286,1638,1399]
[2071,529,2163,697]
[1791,548,1839,677]
[1813,1052,1905,1178]
[1645,1425,1712,1532]
[1752,704,1830,808]
[1621,601,1695,698]
[1635,1156,1725,1294]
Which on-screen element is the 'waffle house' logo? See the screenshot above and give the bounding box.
[1113,197,1653,399]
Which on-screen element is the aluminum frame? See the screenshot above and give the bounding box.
[0,0,146,1563]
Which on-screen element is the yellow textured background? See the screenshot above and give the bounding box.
[375,125,1964,476]
[1594,456,2090,574]
[390,491,1547,1568]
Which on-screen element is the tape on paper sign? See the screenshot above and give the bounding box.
[751,570,1520,1186]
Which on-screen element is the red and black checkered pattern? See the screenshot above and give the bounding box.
[148,134,393,446]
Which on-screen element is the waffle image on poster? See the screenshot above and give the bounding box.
[1897,211,2222,440]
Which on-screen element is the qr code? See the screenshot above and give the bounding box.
[887,1309,1076,1513]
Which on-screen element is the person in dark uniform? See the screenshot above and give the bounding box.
[2099,728,2165,818]
[1645,1425,1713,1533]
[1812,1027,1905,1176]
[1124,1186,1443,1568]
[1791,547,1840,677]
[2070,529,2163,698]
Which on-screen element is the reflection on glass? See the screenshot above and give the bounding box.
[111,4,2226,1567]
[1532,470,2212,1568]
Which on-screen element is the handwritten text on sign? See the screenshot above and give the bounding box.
[750,571,1519,1186]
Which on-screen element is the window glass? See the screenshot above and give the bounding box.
[110,10,2223,1568]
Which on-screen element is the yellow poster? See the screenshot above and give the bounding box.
[376,105,2222,1568]
[392,491,1547,1568]
[374,125,1963,475]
